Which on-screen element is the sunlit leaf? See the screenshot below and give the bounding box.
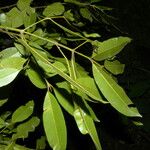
[11,101,34,123]
[104,60,125,75]
[43,2,65,17]
[12,117,40,140]
[92,37,131,61]
[43,91,67,150]
[92,63,142,117]
[0,68,20,87]
[0,117,5,129]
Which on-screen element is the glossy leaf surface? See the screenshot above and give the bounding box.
[43,91,67,150]
[92,63,141,117]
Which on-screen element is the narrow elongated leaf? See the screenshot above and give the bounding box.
[26,68,47,89]
[54,88,74,115]
[43,91,67,150]
[0,68,20,87]
[0,57,26,70]
[74,105,102,150]
[80,8,93,22]
[76,77,106,103]
[92,37,131,61]
[104,60,125,75]
[11,101,34,123]
[12,117,40,140]
[43,2,65,17]
[92,63,141,117]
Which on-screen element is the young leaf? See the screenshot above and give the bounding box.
[26,68,47,89]
[0,68,20,87]
[12,117,40,140]
[74,104,102,150]
[43,91,67,150]
[43,2,65,17]
[104,60,125,75]
[11,101,34,123]
[0,57,26,70]
[92,37,131,61]
[92,63,142,117]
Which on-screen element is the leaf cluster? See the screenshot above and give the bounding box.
[0,0,142,149]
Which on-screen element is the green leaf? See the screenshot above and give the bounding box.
[43,2,65,17]
[0,13,6,24]
[0,117,5,129]
[92,37,131,61]
[17,0,32,11]
[104,60,125,75]
[74,104,102,150]
[11,101,34,123]
[83,32,101,38]
[80,8,93,22]
[26,68,47,89]
[54,88,74,115]
[0,99,8,107]
[0,57,26,70]
[43,91,67,150]
[0,68,20,87]
[76,77,106,103]
[5,7,24,28]
[92,63,142,117]
[12,117,40,140]
[64,10,75,21]
[36,136,46,150]
[0,47,21,58]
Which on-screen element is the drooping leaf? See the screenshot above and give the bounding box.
[92,63,141,117]
[54,88,74,115]
[64,10,75,21]
[43,91,67,150]
[75,77,106,103]
[12,117,40,140]
[74,103,102,150]
[26,68,47,89]
[11,101,34,123]
[83,32,101,38]
[104,60,125,75]
[0,68,20,87]
[43,2,65,17]
[0,57,26,70]
[92,37,131,61]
